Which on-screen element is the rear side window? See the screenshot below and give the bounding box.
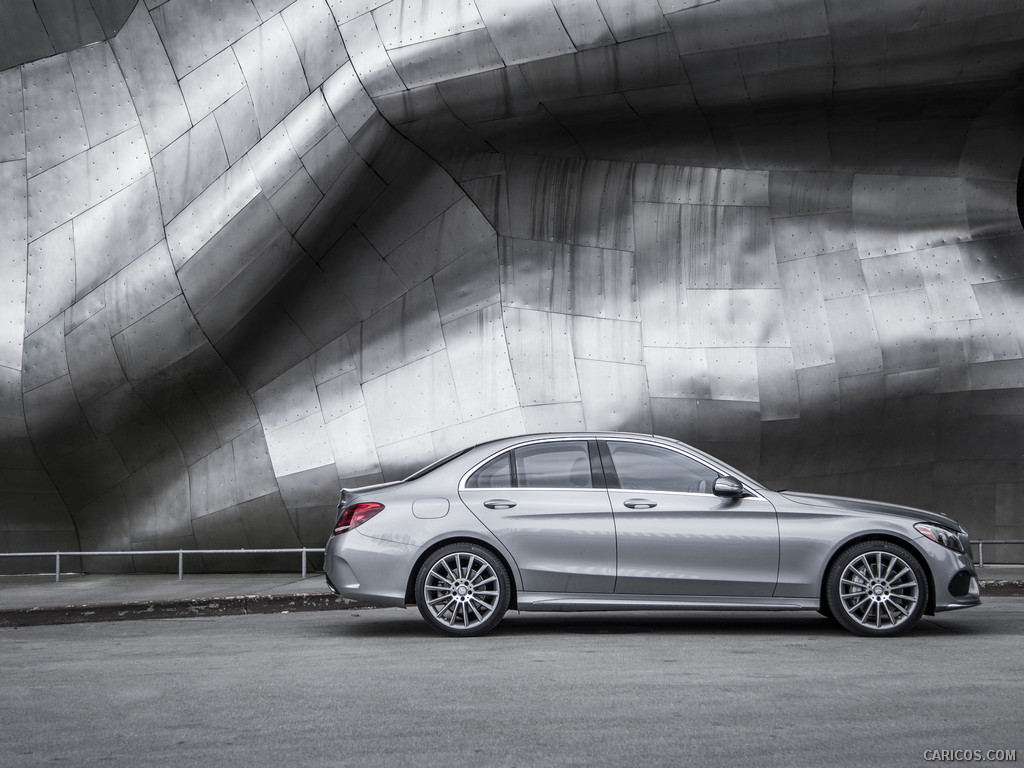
[605,441,718,494]
[515,441,593,489]
[465,452,513,489]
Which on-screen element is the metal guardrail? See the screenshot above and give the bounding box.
[972,540,1024,568]
[0,548,325,582]
[0,541,1020,581]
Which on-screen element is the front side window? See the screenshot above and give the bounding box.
[515,441,593,489]
[605,441,719,494]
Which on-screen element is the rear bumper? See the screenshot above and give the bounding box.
[323,530,414,607]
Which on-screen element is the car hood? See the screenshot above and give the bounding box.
[777,491,963,531]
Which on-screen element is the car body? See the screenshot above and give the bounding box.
[324,432,980,636]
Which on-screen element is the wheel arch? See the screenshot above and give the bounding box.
[405,537,519,610]
[819,533,937,616]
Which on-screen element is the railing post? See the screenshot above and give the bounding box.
[301,547,307,579]
[978,541,984,568]
[178,550,183,580]
[55,551,60,583]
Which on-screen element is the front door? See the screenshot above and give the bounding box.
[601,440,780,597]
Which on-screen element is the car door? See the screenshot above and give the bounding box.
[601,439,780,597]
[459,439,616,593]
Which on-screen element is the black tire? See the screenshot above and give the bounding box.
[415,543,510,637]
[826,540,929,637]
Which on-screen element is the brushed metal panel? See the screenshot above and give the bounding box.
[339,10,406,97]
[860,251,925,296]
[276,463,341,510]
[72,175,165,300]
[325,406,382,477]
[282,0,350,90]
[705,347,759,402]
[357,159,463,256]
[153,115,230,221]
[151,0,261,78]
[81,380,147,435]
[460,173,512,234]
[0,159,27,373]
[65,308,127,405]
[551,0,614,49]
[571,316,642,363]
[179,47,246,124]
[769,171,853,216]
[375,433,435,480]
[93,0,143,37]
[680,204,777,289]
[644,346,709,399]
[962,235,1024,286]
[387,196,494,287]
[358,280,445,381]
[67,43,138,144]
[770,211,858,263]
[111,3,192,155]
[687,289,789,348]
[595,0,670,41]
[503,307,581,406]
[964,178,1021,240]
[824,293,884,377]
[577,358,652,432]
[22,375,93,464]
[0,0,55,71]
[165,160,261,269]
[247,122,303,199]
[281,261,362,350]
[302,126,357,193]
[265,411,335,478]
[667,0,828,54]
[0,69,25,162]
[214,88,263,165]
[521,402,586,432]
[21,55,90,178]
[112,295,207,382]
[254,359,320,435]
[632,201,688,348]
[756,347,800,421]
[435,65,539,123]
[24,226,74,341]
[441,304,518,420]
[313,330,357,386]
[233,15,310,135]
[433,236,501,324]
[389,27,504,88]
[232,423,280,504]
[372,0,484,49]
[284,89,337,156]
[322,62,378,138]
[919,245,982,323]
[361,350,460,445]
[27,124,150,242]
[104,241,181,335]
[972,280,1024,363]
[269,165,325,233]
[373,82,448,125]
[853,175,969,258]
[316,368,364,423]
[474,0,574,66]
[870,289,940,373]
[320,228,405,320]
[817,249,865,300]
[777,257,835,368]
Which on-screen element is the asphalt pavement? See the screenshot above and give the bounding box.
[0,566,1021,626]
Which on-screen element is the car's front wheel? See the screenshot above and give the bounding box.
[415,543,510,636]
[826,540,929,637]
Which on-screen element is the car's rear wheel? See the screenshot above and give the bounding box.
[415,543,510,636]
[826,540,929,637]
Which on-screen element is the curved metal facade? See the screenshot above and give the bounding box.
[1,0,1023,570]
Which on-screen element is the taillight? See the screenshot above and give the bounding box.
[334,502,384,535]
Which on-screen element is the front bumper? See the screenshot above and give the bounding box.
[925,537,981,612]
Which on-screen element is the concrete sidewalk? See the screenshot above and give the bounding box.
[1,566,1022,627]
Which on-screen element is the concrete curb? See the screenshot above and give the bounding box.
[0,593,376,628]
[2,582,1021,627]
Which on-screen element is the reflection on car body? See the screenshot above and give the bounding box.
[324,433,980,637]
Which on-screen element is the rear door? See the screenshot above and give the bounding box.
[602,439,780,597]
[459,439,616,593]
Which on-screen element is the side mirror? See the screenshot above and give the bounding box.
[713,476,745,498]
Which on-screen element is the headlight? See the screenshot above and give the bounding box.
[914,522,964,553]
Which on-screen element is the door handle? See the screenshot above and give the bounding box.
[483,499,517,510]
[623,499,657,509]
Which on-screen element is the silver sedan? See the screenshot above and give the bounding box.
[324,433,980,637]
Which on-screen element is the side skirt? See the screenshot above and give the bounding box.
[516,592,820,612]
